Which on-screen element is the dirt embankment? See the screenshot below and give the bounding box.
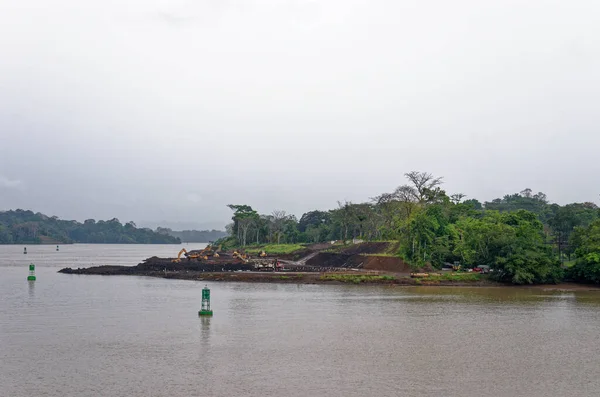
[304,242,411,273]
[305,253,411,273]
[361,256,412,273]
[306,253,355,268]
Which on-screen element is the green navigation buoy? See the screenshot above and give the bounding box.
[27,264,36,281]
[23,247,27,255]
[56,245,59,251]
[198,285,213,316]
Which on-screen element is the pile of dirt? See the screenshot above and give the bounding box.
[138,256,254,272]
[60,256,256,275]
[59,265,138,275]
[306,253,356,268]
[306,252,411,273]
[361,256,411,273]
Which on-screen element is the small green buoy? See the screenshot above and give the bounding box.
[56,245,59,251]
[198,285,213,316]
[27,264,36,281]
[23,247,27,255]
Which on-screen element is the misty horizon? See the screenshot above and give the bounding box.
[2,180,596,231]
[2,0,599,229]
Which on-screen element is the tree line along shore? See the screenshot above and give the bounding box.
[216,171,600,286]
[0,210,224,245]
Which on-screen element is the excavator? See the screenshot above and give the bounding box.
[172,245,216,263]
[172,248,193,263]
[232,250,249,263]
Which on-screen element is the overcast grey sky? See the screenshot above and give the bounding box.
[1,0,599,229]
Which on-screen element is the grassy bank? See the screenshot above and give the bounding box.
[244,244,306,255]
[413,273,483,284]
[428,273,482,282]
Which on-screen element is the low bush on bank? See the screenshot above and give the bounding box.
[425,273,482,282]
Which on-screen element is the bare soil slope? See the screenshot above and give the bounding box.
[305,242,411,273]
[361,256,412,273]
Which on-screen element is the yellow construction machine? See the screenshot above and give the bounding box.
[172,245,215,263]
[232,250,249,263]
[172,248,189,263]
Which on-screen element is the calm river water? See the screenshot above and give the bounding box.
[1,244,600,397]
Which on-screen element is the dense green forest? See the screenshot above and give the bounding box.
[219,171,600,285]
[0,210,180,244]
[155,228,227,243]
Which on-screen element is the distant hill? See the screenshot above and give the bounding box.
[0,209,181,244]
[155,228,227,243]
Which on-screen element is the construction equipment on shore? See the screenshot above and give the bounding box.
[173,248,188,263]
[252,259,283,272]
[172,245,216,263]
[233,251,249,263]
[254,260,274,271]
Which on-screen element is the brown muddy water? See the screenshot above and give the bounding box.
[1,244,600,397]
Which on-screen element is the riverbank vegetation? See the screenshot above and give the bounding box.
[424,273,482,282]
[218,171,600,285]
[0,210,180,244]
[567,219,600,284]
